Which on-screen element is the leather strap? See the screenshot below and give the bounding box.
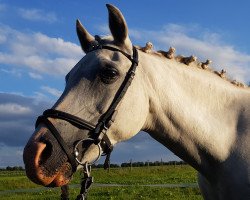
[100,45,138,64]
[93,46,138,144]
[42,109,95,131]
[36,116,77,172]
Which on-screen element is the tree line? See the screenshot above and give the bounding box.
[1,161,186,171]
[0,166,24,171]
[93,160,186,168]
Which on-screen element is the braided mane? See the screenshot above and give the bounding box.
[135,42,249,89]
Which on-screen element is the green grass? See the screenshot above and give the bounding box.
[1,187,202,200]
[88,165,197,185]
[0,165,202,199]
[0,171,38,191]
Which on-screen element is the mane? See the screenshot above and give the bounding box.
[135,42,249,89]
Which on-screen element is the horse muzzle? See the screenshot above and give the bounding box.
[23,126,72,187]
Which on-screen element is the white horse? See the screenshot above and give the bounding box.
[23,4,250,200]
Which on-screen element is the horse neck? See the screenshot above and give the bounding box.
[140,52,248,176]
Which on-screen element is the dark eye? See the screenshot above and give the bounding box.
[100,67,119,84]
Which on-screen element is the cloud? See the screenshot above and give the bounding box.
[111,132,180,164]
[0,92,52,147]
[95,24,109,35]
[0,68,22,77]
[0,34,6,44]
[18,8,58,23]
[2,22,249,83]
[28,72,43,80]
[41,86,62,98]
[129,23,250,83]
[0,28,7,44]
[0,103,32,115]
[0,25,83,76]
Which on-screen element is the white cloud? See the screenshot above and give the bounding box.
[28,72,43,80]
[0,68,22,77]
[0,92,52,149]
[2,22,248,84]
[0,25,83,76]
[31,92,51,105]
[0,34,7,44]
[18,8,58,23]
[0,103,32,115]
[129,24,250,83]
[95,24,109,35]
[30,32,82,58]
[41,86,62,97]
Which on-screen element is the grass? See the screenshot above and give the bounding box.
[88,165,197,184]
[0,171,38,191]
[0,165,203,199]
[1,187,202,200]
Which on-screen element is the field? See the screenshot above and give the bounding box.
[0,165,203,199]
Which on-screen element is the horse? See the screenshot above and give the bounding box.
[23,4,250,200]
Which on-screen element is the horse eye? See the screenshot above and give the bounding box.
[100,67,119,84]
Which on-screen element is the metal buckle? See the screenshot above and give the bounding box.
[87,41,102,52]
[83,163,91,177]
[74,138,101,166]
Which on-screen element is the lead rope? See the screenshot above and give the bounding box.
[61,185,69,200]
[76,163,93,200]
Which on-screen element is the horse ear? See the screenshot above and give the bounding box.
[76,19,95,53]
[106,4,129,45]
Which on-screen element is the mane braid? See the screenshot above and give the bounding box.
[135,43,249,89]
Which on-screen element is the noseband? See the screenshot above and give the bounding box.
[36,42,139,172]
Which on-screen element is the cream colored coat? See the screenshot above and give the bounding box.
[24,4,250,200]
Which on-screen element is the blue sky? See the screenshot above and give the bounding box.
[1,0,250,167]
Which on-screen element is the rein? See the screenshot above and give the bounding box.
[35,42,139,200]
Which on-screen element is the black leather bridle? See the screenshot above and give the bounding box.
[35,41,139,173]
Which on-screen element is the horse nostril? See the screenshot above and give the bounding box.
[39,137,53,166]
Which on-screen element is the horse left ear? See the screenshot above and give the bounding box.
[106,4,129,45]
[76,19,95,53]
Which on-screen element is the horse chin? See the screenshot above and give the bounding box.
[46,162,72,187]
[26,161,72,187]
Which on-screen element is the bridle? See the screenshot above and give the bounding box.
[35,40,139,199]
[36,42,138,171]
[36,41,138,199]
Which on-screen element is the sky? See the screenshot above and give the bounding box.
[0,0,250,167]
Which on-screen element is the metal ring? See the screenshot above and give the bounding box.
[74,138,102,166]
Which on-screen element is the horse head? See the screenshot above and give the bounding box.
[23,4,149,187]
